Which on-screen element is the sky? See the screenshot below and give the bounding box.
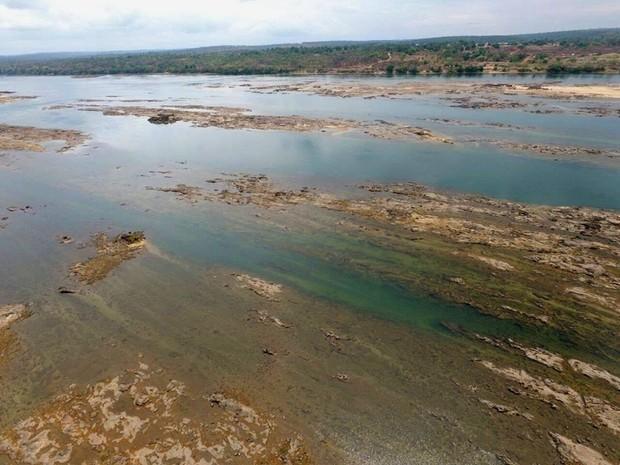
[1,0,619,55]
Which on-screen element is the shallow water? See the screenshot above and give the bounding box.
[1,74,620,464]
[2,74,620,208]
[1,74,619,354]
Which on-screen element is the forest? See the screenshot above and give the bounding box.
[1,28,619,76]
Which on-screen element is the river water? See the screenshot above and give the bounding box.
[1,74,619,464]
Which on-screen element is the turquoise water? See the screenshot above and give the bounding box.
[0,164,591,364]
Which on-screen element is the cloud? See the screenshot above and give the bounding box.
[0,0,619,54]
[0,0,42,9]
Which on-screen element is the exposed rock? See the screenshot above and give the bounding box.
[466,332,567,375]
[244,81,457,99]
[215,81,620,161]
[584,397,620,435]
[568,359,620,391]
[57,235,73,244]
[70,231,146,284]
[480,360,620,435]
[566,287,618,312]
[58,103,452,143]
[481,360,585,411]
[57,287,78,295]
[524,84,620,100]
[499,305,550,324]
[479,399,534,421]
[147,112,180,125]
[549,433,613,465]
[0,363,313,465]
[0,124,88,153]
[494,141,620,161]
[507,340,565,371]
[203,174,318,209]
[467,254,515,272]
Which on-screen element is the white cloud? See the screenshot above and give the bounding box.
[0,0,618,54]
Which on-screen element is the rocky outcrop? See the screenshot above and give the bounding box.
[506,341,565,372]
[568,359,620,391]
[147,112,180,125]
[549,433,613,465]
[0,124,88,153]
[70,231,146,284]
[60,103,453,143]
[479,360,620,436]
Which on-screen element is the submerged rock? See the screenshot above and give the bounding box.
[233,273,283,301]
[146,184,203,202]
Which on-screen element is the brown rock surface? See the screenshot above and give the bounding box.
[70,232,146,284]
[0,124,88,153]
[0,362,312,465]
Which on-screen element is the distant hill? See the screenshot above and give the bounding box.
[1,28,619,76]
